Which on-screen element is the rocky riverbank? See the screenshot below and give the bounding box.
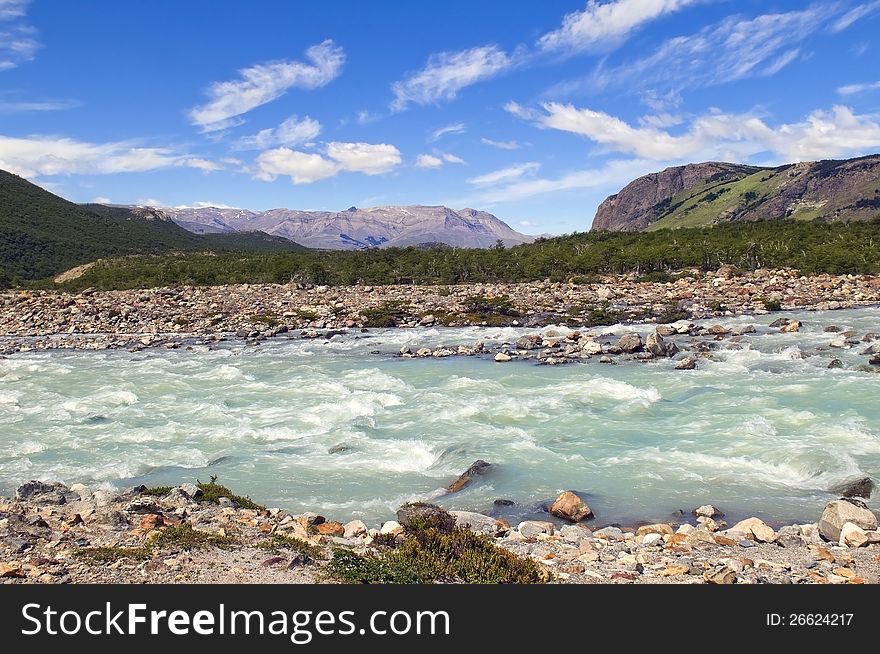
[2,268,880,355]
[2,479,878,585]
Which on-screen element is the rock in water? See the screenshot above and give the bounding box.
[645,331,668,357]
[781,320,802,333]
[549,491,594,522]
[446,460,494,493]
[818,499,878,542]
[828,358,844,369]
[494,352,512,362]
[693,504,724,518]
[830,477,875,499]
[675,357,697,370]
[617,332,643,353]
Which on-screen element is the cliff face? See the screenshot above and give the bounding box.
[591,155,880,231]
[592,163,761,231]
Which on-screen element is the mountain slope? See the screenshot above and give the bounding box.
[159,204,534,250]
[0,170,304,281]
[592,155,880,231]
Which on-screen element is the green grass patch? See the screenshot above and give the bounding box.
[362,301,413,327]
[257,533,324,559]
[141,486,173,497]
[76,524,236,562]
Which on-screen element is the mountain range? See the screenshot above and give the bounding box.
[155,204,534,250]
[593,154,880,231]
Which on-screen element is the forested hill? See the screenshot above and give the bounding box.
[0,169,304,283]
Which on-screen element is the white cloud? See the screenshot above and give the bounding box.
[481,137,522,150]
[356,110,381,124]
[189,40,344,132]
[538,0,700,54]
[136,198,166,207]
[0,0,39,70]
[0,98,79,113]
[255,141,402,184]
[0,134,218,177]
[234,115,321,150]
[255,148,338,184]
[429,122,466,141]
[467,162,541,186]
[588,8,824,95]
[832,1,880,32]
[415,154,444,169]
[326,141,401,175]
[92,196,112,204]
[838,80,880,95]
[391,45,511,111]
[415,152,465,169]
[471,159,657,204]
[518,220,536,227]
[176,157,223,173]
[503,101,538,120]
[526,101,880,163]
[175,201,239,209]
[639,113,684,129]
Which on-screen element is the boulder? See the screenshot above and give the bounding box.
[558,524,592,544]
[781,320,802,333]
[581,340,603,355]
[675,357,697,370]
[379,521,404,536]
[449,510,499,536]
[396,502,451,526]
[829,477,875,499]
[494,352,512,362]
[15,480,67,500]
[828,359,844,369]
[693,504,723,518]
[839,522,870,548]
[819,500,878,542]
[515,334,541,350]
[343,520,368,539]
[316,521,345,537]
[645,331,668,357]
[636,523,673,536]
[728,517,776,543]
[617,332,643,353]
[517,521,554,538]
[549,491,594,522]
[446,460,494,493]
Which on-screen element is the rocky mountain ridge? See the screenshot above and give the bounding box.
[154,204,534,250]
[593,155,880,231]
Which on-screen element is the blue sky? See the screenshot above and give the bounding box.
[2,0,880,234]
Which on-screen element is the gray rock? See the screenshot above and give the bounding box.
[645,331,668,357]
[829,477,874,499]
[343,520,368,539]
[396,502,450,526]
[517,520,555,538]
[675,356,697,370]
[599,355,614,364]
[449,510,499,536]
[15,480,68,500]
[593,526,624,540]
[617,332,643,353]
[738,539,757,548]
[123,497,160,513]
[828,358,844,369]
[818,499,878,542]
[558,524,593,544]
[775,525,804,548]
[179,483,203,499]
[693,504,724,518]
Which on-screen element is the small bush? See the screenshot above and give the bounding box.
[196,476,265,510]
[328,506,542,585]
[362,301,412,327]
[758,297,782,311]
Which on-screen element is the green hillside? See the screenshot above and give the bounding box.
[0,170,304,283]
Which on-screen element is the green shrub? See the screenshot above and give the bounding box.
[257,533,323,559]
[196,476,265,510]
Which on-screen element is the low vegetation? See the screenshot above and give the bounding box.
[257,533,324,559]
[196,476,265,510]
[39,218,880,291]
[327,506,543,584]
[76,524,236,562]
